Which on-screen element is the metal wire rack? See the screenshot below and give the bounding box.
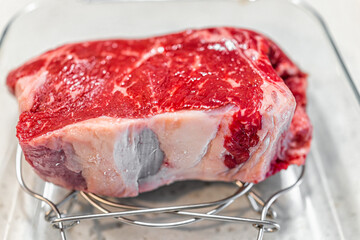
[15,145,305,240]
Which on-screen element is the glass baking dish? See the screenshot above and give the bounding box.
[0,0,359,239]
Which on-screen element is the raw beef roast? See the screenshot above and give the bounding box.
[7,27,312,197]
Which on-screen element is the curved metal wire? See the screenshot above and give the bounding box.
[52,199,280,231]
[83,181,277,219]
[15,145,68,240]
[81,189,239,227]
[77,181,279,229]
[48,166,307,234]
[81,188,243,228]
[71,166,305,234]
[49,165,306,235]
[51,182,279,231]
[256,165,306,239]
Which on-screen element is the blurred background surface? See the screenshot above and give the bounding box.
[1,0,359,87]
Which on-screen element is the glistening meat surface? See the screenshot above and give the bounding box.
[7,27,312,197]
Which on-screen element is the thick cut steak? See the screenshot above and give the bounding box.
[7,27,312,197]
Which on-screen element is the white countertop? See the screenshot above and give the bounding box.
[1,0,359,87]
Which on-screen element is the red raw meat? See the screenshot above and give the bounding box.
[7,27,312,197]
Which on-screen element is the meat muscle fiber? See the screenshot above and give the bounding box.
[7,27,312,197]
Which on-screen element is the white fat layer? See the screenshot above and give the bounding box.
[138,106,237,192]
[113,109,231,190]
[15,71,48,112]
[230,80,296,181]
[149,110,223,169]
[30,107,235,196]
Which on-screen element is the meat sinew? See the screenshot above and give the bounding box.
[7,27,312,197]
